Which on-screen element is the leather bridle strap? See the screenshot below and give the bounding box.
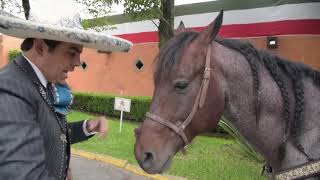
[199,44,212,108]
[145,43,212,147]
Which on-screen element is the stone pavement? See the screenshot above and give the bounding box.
[70,154,151,180]
[70,148,166,180]
[70,149,187,180]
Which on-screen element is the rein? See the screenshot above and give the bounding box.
[145,43,212,148]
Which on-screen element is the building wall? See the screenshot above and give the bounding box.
[247,36,320,69]
[0,35,22,67]
[68,42,158,96]
[1,34,319,97]
[1,1,319,97]
[70,35,320,97]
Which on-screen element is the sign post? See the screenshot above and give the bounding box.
[114,97,131,132]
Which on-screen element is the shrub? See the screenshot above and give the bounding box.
[72,92,151,122]
[8,49,21,62]
[72,92,229,135]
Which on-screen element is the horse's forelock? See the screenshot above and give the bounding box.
[154,32,199,85]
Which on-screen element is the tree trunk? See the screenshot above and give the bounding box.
[158,0,174,48]
[0,0,5,10]
[22,0,30,19]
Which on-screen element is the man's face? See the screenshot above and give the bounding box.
[41,41,83,83]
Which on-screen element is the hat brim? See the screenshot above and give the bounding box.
[0,15,133,52]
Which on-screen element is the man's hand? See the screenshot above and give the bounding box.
[67,168,73,180]
[86,116,108,137]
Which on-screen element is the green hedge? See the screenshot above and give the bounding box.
[72,92,227,134]
[8,49,22,61]
[72,92,151,122]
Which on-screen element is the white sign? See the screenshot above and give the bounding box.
[114,97,131,112]
[114,97,131,132]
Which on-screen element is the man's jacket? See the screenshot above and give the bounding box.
[0,55,91,180]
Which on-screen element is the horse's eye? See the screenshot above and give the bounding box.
[174,81,188,90]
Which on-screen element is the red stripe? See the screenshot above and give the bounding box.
[117,31,159,44]
[116,19,320,43]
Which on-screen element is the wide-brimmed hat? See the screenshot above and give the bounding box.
[0,10,132,52]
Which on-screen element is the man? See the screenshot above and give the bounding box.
[0,8,132,180]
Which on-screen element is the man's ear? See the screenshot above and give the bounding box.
[33,39,46,57]
[174,21,186,36]
[196,10,223,45]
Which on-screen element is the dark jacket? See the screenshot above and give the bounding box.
[0,55,91,180]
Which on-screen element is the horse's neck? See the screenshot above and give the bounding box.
[213,43,261,134]
[212,42,287,169]
[212,42,320,172]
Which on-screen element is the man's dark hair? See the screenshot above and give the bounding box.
[20,38,61,52]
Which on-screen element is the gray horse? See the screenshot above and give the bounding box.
[134,11,320,179]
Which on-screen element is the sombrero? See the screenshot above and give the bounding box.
[0,10,132,52]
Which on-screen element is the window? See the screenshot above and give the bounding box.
[80,60,88,71]
[134,58,144,71]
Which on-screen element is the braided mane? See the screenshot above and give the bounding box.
[216,38,320,160]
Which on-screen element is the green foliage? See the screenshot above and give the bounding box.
[74,0,160,20]
[72,92,151,122]
[218,117,265,163]
[73,0,115,18]
[82,18,117,32]
[0,0,23,14]
[122,0,160,20]
[8,48,21,62]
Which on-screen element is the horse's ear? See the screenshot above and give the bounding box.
[174,21,186,36]
[197,10,223,44]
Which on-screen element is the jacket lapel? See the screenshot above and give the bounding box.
[14,55,67,133]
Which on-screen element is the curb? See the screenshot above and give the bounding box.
[71,148,169,180]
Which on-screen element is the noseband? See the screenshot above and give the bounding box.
[146,43,212,148]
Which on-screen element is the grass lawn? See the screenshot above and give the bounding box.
[68,111,266,180]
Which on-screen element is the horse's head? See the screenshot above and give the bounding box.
[134,11,225,174]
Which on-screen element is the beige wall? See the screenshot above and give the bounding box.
[247,36,320,69]
[0,35,22,67]
[1,35,320,96]
[69,43,158,96]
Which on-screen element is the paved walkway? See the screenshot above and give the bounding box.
[70,155,151,180]
[70,149,187,180]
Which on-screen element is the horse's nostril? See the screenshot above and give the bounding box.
[144,152,154,162]
[141,152,154,169]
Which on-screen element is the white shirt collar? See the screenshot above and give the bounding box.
[22,54,48,88]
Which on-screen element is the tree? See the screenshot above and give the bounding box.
[0,0,22,15]
[21,0,29,19]
[3,0,176,48]
[0,0,30,19]
[73,0,116,18]
[75,0,175,48]
[120,0,174,47]
[158,0,174,47]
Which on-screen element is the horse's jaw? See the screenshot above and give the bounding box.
[134,142,175,174]
[159,155,174,173]
[141,155,174,174]
[134,128,180,174]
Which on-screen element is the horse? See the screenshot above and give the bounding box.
[134,11,320,179]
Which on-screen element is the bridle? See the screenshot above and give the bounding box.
[145,43,212,148]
